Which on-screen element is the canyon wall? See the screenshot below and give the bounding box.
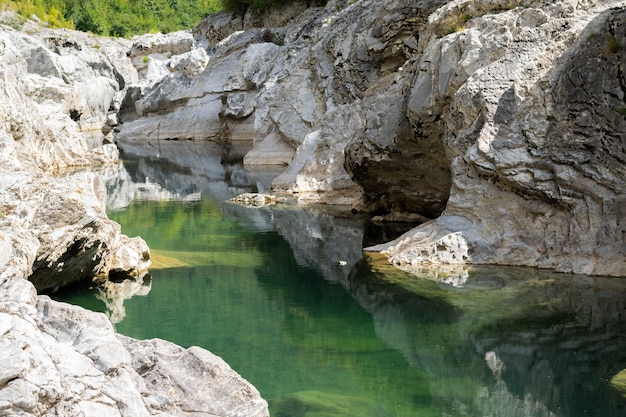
[115,0,626,276]
[0,14,268,417]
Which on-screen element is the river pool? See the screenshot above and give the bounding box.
[56,156,626,417]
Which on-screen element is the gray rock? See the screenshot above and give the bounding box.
[372,0,626,276]
[113,0,626,276]
[0,14,269,417]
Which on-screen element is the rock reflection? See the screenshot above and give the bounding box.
[103,155,368,288]
[97,154,626,417]
[96,274,152,323]
[348,255,626,417]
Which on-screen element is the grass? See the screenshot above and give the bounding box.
[607,36,621,54]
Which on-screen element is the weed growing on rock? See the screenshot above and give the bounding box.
[262,28,284,46]
[607,37,621,53]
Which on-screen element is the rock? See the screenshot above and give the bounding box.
[373,1,626,276]
[230,192,285,206]
[611,369,626,397]
[114,0,626,278]
[121,336,269,417]
[0,16,269,417]
[0,291,269,417]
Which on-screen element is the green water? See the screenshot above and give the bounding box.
[56,160,626,417]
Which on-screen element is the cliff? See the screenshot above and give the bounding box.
[0,0,624,413]
[0,13,268,417]
[115,0,626,277]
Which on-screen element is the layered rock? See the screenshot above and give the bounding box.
[0,20,149,291]
[371,0,626,276]
[0,15,269,417]
[114,0,626,276]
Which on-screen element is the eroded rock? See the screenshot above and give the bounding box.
[374,1,626,276]
[114,0,626,276]
[0,14,269,417]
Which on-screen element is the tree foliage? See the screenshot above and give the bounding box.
[221,0,326,16]
[0,0,223,36]
[1,0,325,36]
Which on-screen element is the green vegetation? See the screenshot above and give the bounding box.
[221,0,325,17]
[1,0,326,36]
[446,12,471,35]
[607,36,621,54]
[0,0,222,36]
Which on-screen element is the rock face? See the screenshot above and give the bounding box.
[0,279,267,417]
[115,0,626,276]
[0,14,269,417]
[371,0,626,276]
[0,18,150,292]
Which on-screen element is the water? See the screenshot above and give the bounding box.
[55,155,626,417]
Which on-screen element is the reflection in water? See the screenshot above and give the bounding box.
[56,151,626,417]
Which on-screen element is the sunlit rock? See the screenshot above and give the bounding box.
[610,369,626,397]
[230,192,286,206]
[113,0,626,276]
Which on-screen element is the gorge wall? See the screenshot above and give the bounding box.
[0,0,624,413]
[0,13,268,417]
[114,0,626,277]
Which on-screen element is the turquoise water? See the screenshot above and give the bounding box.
[56,159,626,417]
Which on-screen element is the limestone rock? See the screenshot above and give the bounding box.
[121,336,269,417]
[230,192,286,206]
[114,0,626,277]
[0,288,269,417]
[0,13,269,417]
[372,1,626,276]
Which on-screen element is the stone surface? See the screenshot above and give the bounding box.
[0,13,269,417]
[371,0,626,276]
[114,0,626,276]
[0,289,268,417]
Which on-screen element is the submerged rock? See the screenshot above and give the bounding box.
[611,369,626,397]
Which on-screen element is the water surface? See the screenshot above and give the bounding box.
[56,156,626,417]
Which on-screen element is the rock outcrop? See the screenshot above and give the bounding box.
[0,14,269,417]
[370,0,626,276]
[115,0,626,276]
[0,17,149,291]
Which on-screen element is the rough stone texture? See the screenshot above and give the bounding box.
[372,0,626,276]
[0,15,269,417]
[114,0,625,276]
[0,285,268,417]
[0,18,149,290]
